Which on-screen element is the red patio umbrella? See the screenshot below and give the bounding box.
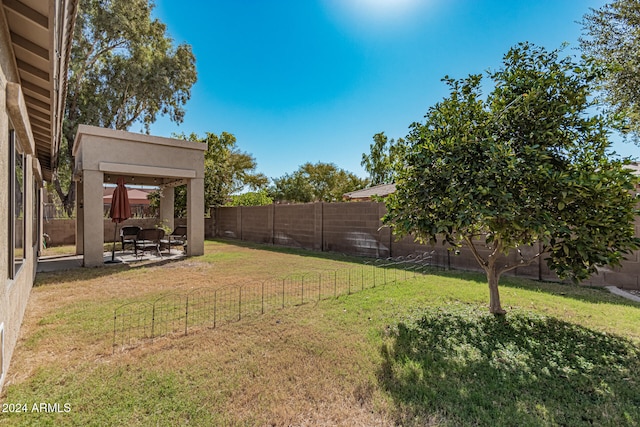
[108,177,132,262]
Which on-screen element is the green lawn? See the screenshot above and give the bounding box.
[1,239,639,426]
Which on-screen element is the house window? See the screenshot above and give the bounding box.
[9,130,25,278]
[33,179,39,250]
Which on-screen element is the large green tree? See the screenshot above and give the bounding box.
[270,162,369,203]
[226,190,273,207]
[384,43,640,314]
[361,132,404,185]
[581,0,640,139]
[55,0,197,215]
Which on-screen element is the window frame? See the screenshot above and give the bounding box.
[32,178,39,251]
[8,129,26,279]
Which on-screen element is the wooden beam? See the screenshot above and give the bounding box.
[24,94,50,110]
[29,117,50,131]
[10,31,48,60]
[4,0,48,29]
[30,121,51,135]
[17,58,49,82]
[29,108,50,121]
[32,127,49,139]
[21,79,50,98]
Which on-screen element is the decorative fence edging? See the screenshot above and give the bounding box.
[112,252,434,352]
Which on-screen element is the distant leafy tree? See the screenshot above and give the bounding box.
[153,132,267,216]
[384,43,640,314]
[361,132,404,185]
[55,0,197,216]
[271,162,369,203]
[227,190,273,206]
[581,0,640,140]
[270,172,314,203]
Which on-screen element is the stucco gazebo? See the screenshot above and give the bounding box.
[73,125,206,267]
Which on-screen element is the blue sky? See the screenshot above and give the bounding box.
[149,0,637,182]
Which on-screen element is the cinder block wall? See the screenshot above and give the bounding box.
[242,206,273,244]
[212,202,640,290]
[215,207,240,239]
[274,204,319,250]
[323,202,390,257]
[580,216,640,288]
[43,217,214,246]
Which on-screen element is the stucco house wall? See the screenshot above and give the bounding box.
[0,6,38,391]
[0,0,77,391]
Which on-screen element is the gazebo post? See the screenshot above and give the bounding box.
[159,186,175,231]
[82,170,104,267]
[187,177,204,256]
[75,179,84,255]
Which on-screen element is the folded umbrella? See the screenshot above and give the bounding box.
[108,177,132,262]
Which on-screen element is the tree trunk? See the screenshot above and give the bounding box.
[487,266,506,315]
[63,183,76,218]
[52,171,76,218]
[53,122,77,218]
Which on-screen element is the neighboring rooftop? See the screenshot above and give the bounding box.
[343,183,396,201]
[344,161,639,202]
[103,187,154,205]
[626,162,640,176]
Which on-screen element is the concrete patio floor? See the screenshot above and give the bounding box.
[37,250,186,272]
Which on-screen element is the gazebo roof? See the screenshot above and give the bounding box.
[73,125,206,187]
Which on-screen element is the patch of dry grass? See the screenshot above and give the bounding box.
[2,239,397,426]
[40,244,76,257]
[3,239,640,426]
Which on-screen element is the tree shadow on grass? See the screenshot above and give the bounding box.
[212,239,640,309]
[415,267,640,309]
[378,304,640,426]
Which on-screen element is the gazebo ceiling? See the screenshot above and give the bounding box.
[103,173,187,188]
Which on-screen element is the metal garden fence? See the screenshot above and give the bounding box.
[112,252,434,352]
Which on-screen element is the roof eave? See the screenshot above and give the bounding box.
[3,0,78,182]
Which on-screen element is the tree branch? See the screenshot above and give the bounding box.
[499,247,547,275]
[463,235,489,269]
[120,102,144,130]
[488,236,503,261]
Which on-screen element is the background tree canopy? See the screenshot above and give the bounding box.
[361,132,404,185]
[581,0,640,140]
[270,162,369,203]
[55,0,197,215]
[383,42,640,314]
[155,132,268,217]
[226,191,273,207]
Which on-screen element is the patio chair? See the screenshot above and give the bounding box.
[160,225,187,254]
[135,228,165,259]
[120,226,141,253]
